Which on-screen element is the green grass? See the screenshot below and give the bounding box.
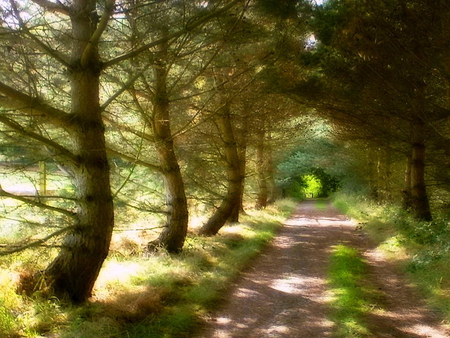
[327,245,380,337]
[0,199,296,338]
[315,199,328,210]
[332,193,450,327]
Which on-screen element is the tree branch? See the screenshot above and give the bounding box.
[107,148,162,173]
[101,62,153,111]
[0,185,77,218]
[0,226,75,256]
[81,0,116,67]
[103,0,241,68]
[31,0,69,15]
[0,115,78,165]
[9,0,71,67]
[0,81,72,126]
[104,114,155,142]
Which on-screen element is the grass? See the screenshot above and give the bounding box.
[315,199,328,210]
[332,193,450,326]
[0,199,296,338]
[327,244,380,337]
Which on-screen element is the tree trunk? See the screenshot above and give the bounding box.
[199,101,242,236]
[256,127,268,209]
[229,115,248,222]
[402,154,413,211]
[151,57,188,253]
[410,116,432,221]
[43,0,114,303]
[266,129,276,203]
[440,0,450,173]
[376,147,392,202]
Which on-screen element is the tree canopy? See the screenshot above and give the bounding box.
[0,0,449,303]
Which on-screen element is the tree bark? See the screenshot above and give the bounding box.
[229,115,248,222]
[402,154,413,211]
[151,56,188,253]
[256,127,268,209]
[440,0,450,172]
[410,116,432,221]
[265,129,276,203]
[199,101,243,236]
[43,0,114,303]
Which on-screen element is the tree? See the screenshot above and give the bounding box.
[0,0,242,301]
[301,0,449,220]
[198,77,245,236]
[0,0,116,303]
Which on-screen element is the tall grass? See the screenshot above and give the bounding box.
[0,199,296,338]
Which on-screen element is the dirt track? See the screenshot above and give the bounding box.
[195,200,450,338]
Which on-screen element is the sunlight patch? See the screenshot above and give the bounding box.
[405,324,449,338]
[270,275,321,294]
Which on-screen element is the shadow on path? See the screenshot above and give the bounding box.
[194,200,450,338]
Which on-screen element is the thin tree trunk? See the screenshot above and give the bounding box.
[266,129,276,203]
[440,0,450,173]
[43,0,114,303]
[151,57,188,253]
[199,101,242,236]
[256,127,268,209]
[402,154,413,211]
[377,147,392,202]
[410,116,432,221]
[229,115,248,222]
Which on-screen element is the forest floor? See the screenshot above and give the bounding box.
[193,199,450,338]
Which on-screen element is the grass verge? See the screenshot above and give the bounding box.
[0,199,296,338]
[328,244,379,337]
[332,193,450,326]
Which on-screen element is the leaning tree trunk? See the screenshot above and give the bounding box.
[151,57,188,253]
[410,115,432,221]
[199,101,242,236]
[43,0,115,303]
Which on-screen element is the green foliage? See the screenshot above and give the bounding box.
[303,174,321,197]
[312,0,354,46]
[0,305,17,337]
[254,0,304,19]
[335,192,450,324]
[276,130,343,199]
[283,178,307,200]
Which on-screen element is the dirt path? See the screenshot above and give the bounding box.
[195,200,450,338]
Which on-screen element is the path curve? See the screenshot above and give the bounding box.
[195,200,450,338]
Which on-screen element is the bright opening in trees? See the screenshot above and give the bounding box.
[303,174,322,198]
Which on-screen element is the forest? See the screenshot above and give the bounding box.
[1,0,450,336]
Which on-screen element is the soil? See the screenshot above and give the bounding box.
[194,200,450,338]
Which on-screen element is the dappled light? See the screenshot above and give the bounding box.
[1,0,450,335]
[197,200,450,338]
[271,275,322,295]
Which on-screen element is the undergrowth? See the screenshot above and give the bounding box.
[332,193,450,325]
[0,199,296,338]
